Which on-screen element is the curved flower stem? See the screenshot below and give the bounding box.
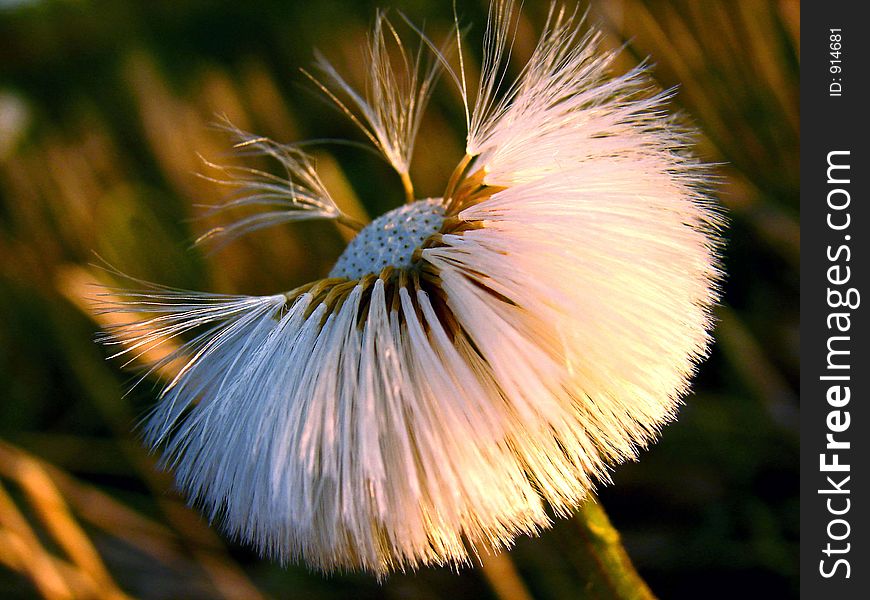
[480,551,535,600]
[575,497,657,600]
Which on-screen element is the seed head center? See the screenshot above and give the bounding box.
[329,198,445,279]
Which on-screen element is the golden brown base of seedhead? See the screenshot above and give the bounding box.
[280,261,443,331]
[276,150,512,351]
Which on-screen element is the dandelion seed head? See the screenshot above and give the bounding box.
[99,0,724,577]
[329,199,444,279]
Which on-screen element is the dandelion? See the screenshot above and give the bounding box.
[100,2,722,576]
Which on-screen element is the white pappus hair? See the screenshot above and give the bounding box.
[100,1,723,576]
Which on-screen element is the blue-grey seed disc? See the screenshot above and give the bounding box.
[329,198,445,280]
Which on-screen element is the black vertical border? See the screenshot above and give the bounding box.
[801,3,868,598]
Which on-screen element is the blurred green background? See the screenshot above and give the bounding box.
[0,0,799,598]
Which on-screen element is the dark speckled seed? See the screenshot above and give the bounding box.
[329,198,445,279]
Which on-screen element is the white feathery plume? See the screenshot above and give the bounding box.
[99,1,723,577]
[307,10,448,199]
[460,4,681,187]
[195,124,358,247]
[464,0,521,155]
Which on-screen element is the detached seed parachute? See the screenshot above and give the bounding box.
[100,1,722,575]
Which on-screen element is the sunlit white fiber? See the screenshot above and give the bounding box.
[100,0,722,577]
[459,4,683,187]
[195,125,347,247]
[309,10,447,179]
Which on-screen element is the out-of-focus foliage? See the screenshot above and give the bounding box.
[0,1,798,598]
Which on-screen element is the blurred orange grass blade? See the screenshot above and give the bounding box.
[2,438,186,564]
[0,483,75,600]
[0,445,133,600]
